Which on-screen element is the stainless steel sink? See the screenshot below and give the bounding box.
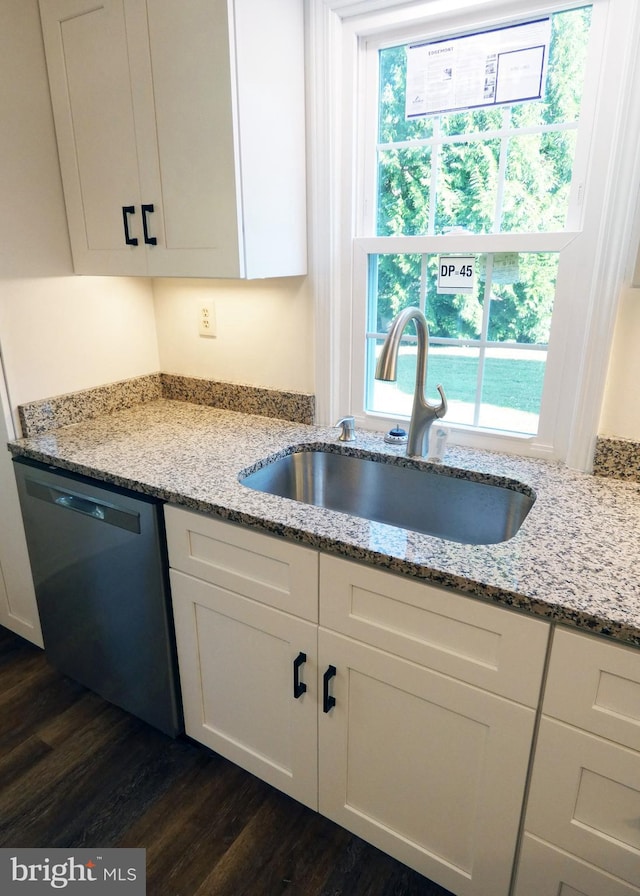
[240,448,535,545]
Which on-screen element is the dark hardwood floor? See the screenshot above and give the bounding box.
[0,626,454,896]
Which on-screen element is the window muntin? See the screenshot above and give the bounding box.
[364,5,591,439]
[366,252,557,435]
[375,6,591,236]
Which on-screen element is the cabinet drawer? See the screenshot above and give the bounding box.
[164,505,318,621]
[515,834,640,896]
[524,717,640,886]
[543,628,640,750]
[319,555,549,704]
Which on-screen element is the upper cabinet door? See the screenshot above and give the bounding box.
[39,0,150,275]
[39,0,307,279]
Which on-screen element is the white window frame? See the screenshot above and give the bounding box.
[306,0,640,470]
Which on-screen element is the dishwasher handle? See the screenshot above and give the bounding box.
[54,493,106,520]
[24,477,141,533]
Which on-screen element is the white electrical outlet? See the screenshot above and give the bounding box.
[198,300,216,337]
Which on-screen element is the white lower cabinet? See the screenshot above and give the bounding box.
[318,555,549,896]
[513,629,640,896]
[165,507,319,809]
[165,506,551,896]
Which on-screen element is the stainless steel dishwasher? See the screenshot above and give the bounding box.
[13,457,183,737]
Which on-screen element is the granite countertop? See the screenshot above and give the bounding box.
[8,397,640,648]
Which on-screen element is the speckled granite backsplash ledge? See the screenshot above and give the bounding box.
[18,373,315,437]
[17,378,639,481]
[593,436,640,482]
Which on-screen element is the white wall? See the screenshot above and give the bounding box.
[153,277,314,393]
[0,0,159,432]
[0,277,159,417]
[0,0,637,443]
[599,287,640,440]
[0,1,314,422]
[0,0,313,649]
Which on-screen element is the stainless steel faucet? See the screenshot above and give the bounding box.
[375,307,447,458]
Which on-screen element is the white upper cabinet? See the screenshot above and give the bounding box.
[39,0,307,278]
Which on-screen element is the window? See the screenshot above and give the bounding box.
[310,0,640,467]
[366,250,558,434]
[375,14,587,238]
[356,5,593,445]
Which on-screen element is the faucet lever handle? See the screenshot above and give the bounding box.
[335,415,356,442]
[433,384,447,418]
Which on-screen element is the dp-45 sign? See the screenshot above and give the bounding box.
[437,256,475,294]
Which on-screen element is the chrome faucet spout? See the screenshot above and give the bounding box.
[375,307,447,458]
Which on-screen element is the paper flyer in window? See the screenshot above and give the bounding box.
[406,18,551,119]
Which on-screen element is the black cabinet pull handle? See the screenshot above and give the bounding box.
[141,203,157,245]
[122,206,138,245]
[323,665,336,713]
[293,651,307,699]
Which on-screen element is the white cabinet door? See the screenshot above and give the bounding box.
[39,0,306,278]
[0,556,42,648]
[515,834,640,896]
[318,627,537,896]
[0,409,42,646]
[523,717,640,887]
[171,569,318,809]
[39,0,150,275]
[142,0,239,277]
[145,0,307,279]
